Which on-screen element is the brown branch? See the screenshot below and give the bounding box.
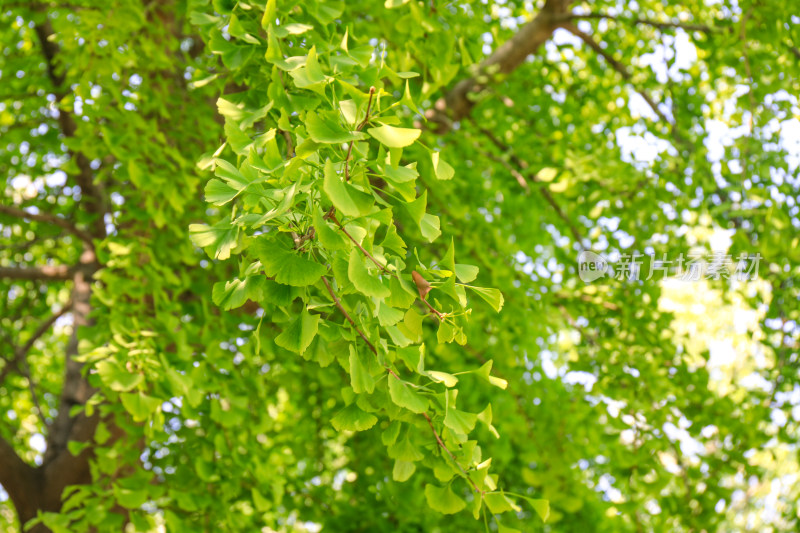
[330,214,388,272]
[279,129,295,158]
[563,23,671,124]
[326,215,444,318]
[426,0,570,132]
[321,276,401,379]
[559,12,713,33]
[0,204,94,244]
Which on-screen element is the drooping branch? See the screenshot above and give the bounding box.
[426,0,572,132]
[562,23,671,124]
[558,12,713,33]
[0,204,94,245]
[321,278,478,493]
[422,412,482,494]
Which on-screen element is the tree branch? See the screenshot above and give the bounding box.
[330,214,388,272]
[422,412,482,494]
[0,264,78,281]
[426,0,571,131]
[558,12,713,33]
[0,435,36,521]
[0,204,94,245]
[563,23,671,124]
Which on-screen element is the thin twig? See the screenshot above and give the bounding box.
[423,412,483,494]
[279,129,294,158]
[344,86,376,181]
[564,24,671,124]
[321,276,400,379]
[330,214,388,272]
[557,12,713,33]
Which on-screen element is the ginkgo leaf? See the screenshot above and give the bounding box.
[431,151,455,180]
[466,286,504,312]
[204,179,239,205]
[518,496,550,522]
[331,403,378,431]
[349,345,375,394]
[348,249,390,298]
[323,159,360,217]
[212,276,264,310]
[473,360,508,389]
[368,124,421,148]
[392,460,416,482]
[424,484,466,515]
[444,406,477,435]
[388,376,428,413]
[120,392,161,422]
[96,361,143,392]
[252,237,326,286]
[484,492,521,514]
[189,222,238,260]
[428,371,458,387]
[289,46,327,88]
[454,264,479,283]
[275,310,320,354]
[307,112,365,144]
[312,207,348,250]
[388,432,423,462]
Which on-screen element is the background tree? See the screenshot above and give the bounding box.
[1,0,799,531]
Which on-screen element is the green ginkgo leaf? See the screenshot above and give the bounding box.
[331,403,378,431]
[253,237,326,287]
[368,124,421,147]
[307,112,364,144]
[424,484,466,515]
[348,249,390,298]
[388,376,428,413]
[275,310,320,354]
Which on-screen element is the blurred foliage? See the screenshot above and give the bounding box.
[1,0,799,531]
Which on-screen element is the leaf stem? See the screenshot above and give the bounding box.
[344,86,376,181]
